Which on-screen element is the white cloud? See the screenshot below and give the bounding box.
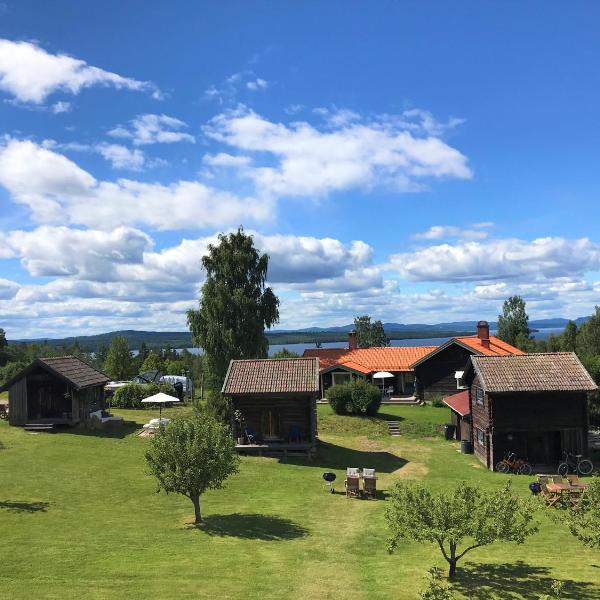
[0,39,159,104]
[0,138,272,230]
[389,237,600,282]
[246,78,268,91]
[96,143,146,170]
[204,106,472,198]
[109,113,195,146]
[0,278,19,299]
[412,223,494,241]
[51,100,71,114]
[202,152,251,167]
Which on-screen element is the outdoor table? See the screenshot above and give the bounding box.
[545,482,586,507]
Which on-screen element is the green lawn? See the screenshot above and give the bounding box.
[0,404,598,599]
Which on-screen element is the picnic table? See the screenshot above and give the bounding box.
[545,481,588,507]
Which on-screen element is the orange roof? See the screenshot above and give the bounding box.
[303,346,437,373]
[453,335,524,356]
[443,390,470,416]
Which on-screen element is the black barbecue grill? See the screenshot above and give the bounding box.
[323,472,336,493]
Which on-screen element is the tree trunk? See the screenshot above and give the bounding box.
[448,559,457,579]
[192,494,202,524]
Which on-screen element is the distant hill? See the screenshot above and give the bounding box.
[11,315,591,352]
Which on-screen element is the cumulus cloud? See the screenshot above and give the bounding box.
[246,78,268,91]
[96,143,146,170]
[389,237,600,282]
[51,100,71,114]
[0,278,19,299]
[0,39,159,104]
[412,223,494,241]
[108,113,195,145]
[204,106,472,198]
[0,138,271,230]
[202,152,252,167]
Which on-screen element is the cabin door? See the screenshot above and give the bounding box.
[262,409,281,441]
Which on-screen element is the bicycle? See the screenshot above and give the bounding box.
[495,450,532,475]
[557,451,593,477]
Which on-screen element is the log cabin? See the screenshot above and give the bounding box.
[463,353,597,469]
[410,321,523,402]
[1,355,110,429]
[222,357,319,455]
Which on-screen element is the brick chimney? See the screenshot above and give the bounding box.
[348,330,358,350]
[477,320,490,349]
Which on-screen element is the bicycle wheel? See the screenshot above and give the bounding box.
[518,463,532,476]
[577,459,594,476]
[496,461,509,473]
[557,462,570,477]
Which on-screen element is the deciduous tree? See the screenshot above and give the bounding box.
[145,414,240,524]
[103,336,134,380]
[187,228,279,388]
[354,315,389,348]
[497,296,530,348]
[385,480,537,579]
[566,475,600,550]
[271,348,300,359]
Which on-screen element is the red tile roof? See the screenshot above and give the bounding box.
[443,390,470,416]
[222,357,320,395]
[453,335,524,356]
[303,346,437,373]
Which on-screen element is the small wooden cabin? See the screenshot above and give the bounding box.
[222,357,319,454]
[442,389,471,441]
[463,353,596,469]
[1,356,110,428]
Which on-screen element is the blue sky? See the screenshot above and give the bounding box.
[1,1,600,338]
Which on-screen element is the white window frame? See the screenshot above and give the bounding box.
[455,370,467,390]
[476,428,485,446]
[475,387,484,406]
[332,372,352,386]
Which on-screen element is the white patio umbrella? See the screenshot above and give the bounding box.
[372,371,394,395]
[141,392,180,420]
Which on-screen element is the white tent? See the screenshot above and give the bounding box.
[141,392,180,419]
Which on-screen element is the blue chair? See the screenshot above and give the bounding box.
[245,426,258,445]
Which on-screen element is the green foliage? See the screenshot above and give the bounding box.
[103,336,134,380]
[497,296,530,348]
[565,476,600,549]
[144,413,240,524]
[540,580,566,600]
[354,315,389,348]
[203,389,232,422]
[187,228,280,389]
[0,328,9,367]
[163,358,187,375]
[326,379,382,416]
[419,567,455,600]
[112,383,175,408]
[271,348,300,359]
[429,394,445,408]
[140,351,162,372]
[386,480,538,579]
[577,306,600,358]
[0,361,26,387]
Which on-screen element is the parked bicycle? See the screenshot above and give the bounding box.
[495,451,532,475]
[557,451,593,477]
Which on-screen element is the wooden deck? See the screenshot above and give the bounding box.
[235,442,314,457]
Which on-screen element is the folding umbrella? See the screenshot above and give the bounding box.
[141,392,180,420]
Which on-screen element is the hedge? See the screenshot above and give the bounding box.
[326,379,382,416]
[111,382,176,409]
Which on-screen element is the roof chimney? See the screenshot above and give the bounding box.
[477,320,490,349]
[348,330,357,350]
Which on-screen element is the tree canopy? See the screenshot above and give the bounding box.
[566,475,600,550]
[145,414,240,524]
[497,296,530,349]
[103,336,134,381]
[187,228,279,389]
[354,315,389,348]
[271,348,300,359]
[385,480,537,579]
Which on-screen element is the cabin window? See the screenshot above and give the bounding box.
[476,428,485,446]
[475,388,484,406]
[455,370,467,390]
[332,372,352,386]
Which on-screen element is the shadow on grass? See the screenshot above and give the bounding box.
[375,413,406,422]
[287,440,408,474]
[0,500,49,513]
[55,421,139,439]
[454,561,597,599]
[197,513,309,540]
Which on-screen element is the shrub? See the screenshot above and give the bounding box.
[112,382,175,409]
[326,379,382,416]
[429,394,445,408]
[203,389,232,423]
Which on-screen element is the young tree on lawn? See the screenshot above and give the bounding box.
[145,414,239,525]
[103,336,134,380]
[354,315,389,348]
[385,480,538,579]
[565,475,600,550]
[187,228,279,389]
[419,567,455,600]
[497,296,530,348]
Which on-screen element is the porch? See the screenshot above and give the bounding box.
[235,442,314,457]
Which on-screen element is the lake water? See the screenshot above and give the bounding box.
[177,327,565,357]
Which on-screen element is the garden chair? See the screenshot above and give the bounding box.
[566,474,581,486]
[363,468,376,478]
[345,476,360,498]
[363,475,377,499]
[245,426,258,445]
[551,475,565,484]
[347,467,359,477]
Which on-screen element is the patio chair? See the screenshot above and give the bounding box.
[566,474,581,486]
[347,467,359,477]
[363,475,377,499]
[345,476,360,498]
[245,426,258,445]
[363,468,376,478]
[551,475,565,484]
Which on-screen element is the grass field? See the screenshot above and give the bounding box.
[1,404,599,599]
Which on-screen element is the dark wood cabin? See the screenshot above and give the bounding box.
[411,321,523,402]
[222,357,319,455]
[463,353,596,469]
[1,356,110,428]
[442,389,471,441]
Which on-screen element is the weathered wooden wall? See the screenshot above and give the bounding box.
[470,374,491,467]
[8,377,27,426]
[414,344,473,401]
